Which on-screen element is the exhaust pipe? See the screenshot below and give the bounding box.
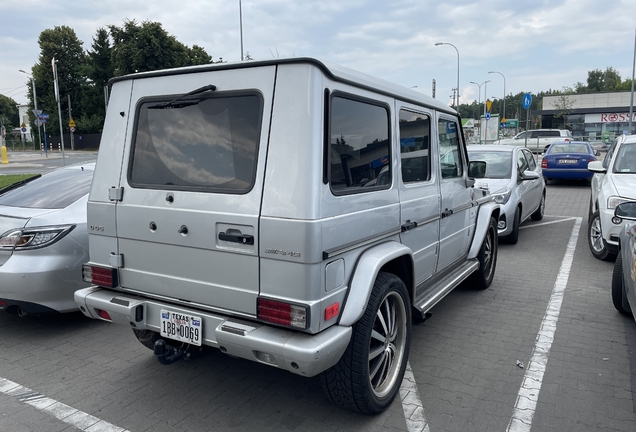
[17,307,27,317]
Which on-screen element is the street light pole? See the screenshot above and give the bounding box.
[629,27,635,135]
[51,57,66,165]
[435,42,460,109]
[19,70,42,151]
[488,71,506,125]
[470,81,486,144]
[239,0,244,61]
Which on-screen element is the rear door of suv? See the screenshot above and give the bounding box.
[113,66,276,316]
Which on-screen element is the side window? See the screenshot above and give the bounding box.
[438,118,463,179]
[329,95,390,193]
[515,132,527,140]
[603,139,619,169]
[399,109,431,183]
[522,149,536,170]
[517,150,529,177]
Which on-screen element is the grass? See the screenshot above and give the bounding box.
[0,174,39,191]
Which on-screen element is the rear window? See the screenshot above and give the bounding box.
[0,168,92,209]
[129,93,263,193]
[467,151,512,179]
[548,143,590,154]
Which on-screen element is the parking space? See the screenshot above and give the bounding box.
[1,182,635,431]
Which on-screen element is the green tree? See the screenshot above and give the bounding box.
[109,20,219,76]
[29,26,86,136]
[553,87,575,128]
[0,94,19,131]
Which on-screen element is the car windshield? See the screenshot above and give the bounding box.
[0,167,93,209]
[612,143,636,174]
[468,151,512,179]
[547,143,589,154]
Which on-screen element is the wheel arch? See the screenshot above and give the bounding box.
[339,242,414,327]
[468,202,500,259]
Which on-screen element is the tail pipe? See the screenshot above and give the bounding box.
[17,307,27,318]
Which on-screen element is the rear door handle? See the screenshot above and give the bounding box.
[219,232,254,245]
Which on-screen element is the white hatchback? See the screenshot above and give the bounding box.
[588,135,636,261]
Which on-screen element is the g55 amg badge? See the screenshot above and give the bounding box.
[265,248,301,258]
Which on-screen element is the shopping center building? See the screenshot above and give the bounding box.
[534,91,635,141]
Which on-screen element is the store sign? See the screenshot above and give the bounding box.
[585,113,636,123]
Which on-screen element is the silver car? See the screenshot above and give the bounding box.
[611,201,636,318]
[0,163,94,316]
[468,145,545,244]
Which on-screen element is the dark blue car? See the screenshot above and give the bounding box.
[541,141,598,184]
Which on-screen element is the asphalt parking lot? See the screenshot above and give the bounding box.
[1,176,635,431]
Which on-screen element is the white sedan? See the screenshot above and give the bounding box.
[468,145,545,244]
[588,134,636,261]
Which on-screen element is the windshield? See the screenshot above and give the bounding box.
[612,143,636,174]
[0,167,93,209]
[468,151,512,179]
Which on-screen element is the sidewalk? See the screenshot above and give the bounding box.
[0,150,98,169]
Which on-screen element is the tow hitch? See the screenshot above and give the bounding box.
[153,339,200,365]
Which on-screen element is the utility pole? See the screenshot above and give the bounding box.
[67,94,74,151]
[52,57,66,165]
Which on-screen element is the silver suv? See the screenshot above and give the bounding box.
[75,58,500,414]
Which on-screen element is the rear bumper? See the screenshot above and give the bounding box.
[75,287,351,377]
[542,168,593,180]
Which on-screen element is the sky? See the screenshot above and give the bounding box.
[1,0,635,113]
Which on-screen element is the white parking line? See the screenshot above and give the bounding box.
[506,217,582,432]
[400,361,430,432]
[520,217,577,230]
[0,377,130,432]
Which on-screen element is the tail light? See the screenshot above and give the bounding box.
[82,264,118,288]
[0,225,75,250]
[541,158,548,168]
[257,298,308,329]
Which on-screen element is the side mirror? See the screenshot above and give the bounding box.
[521,170,540,181]
[468,161,487,179]
[614,201,636,221]
[588,160,606,173]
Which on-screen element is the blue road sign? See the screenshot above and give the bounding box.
[485,113,491,120]
[522,93,532,109]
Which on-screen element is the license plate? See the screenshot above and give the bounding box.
[558,159,578,164]
[160,310,202,346]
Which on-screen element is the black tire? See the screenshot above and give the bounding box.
[506,208,520,244]
[587,211,616,261]
[320,272,411,414]
[531,191,545,221]
[588,199,594,223]
[611,254,632,315]
[543,177,549,185]
[470,216,498,289]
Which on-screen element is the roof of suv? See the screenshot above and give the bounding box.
[109,57,456,116]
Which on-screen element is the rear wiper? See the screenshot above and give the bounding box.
[149,84,217,109]
[0,174,42,195]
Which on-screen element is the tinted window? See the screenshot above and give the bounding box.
[467,151,512,179]
[438,119,463,178]
[399,110,431,183]
[612,143,636,174]
[329,96,390,193]
[130,93,262,193]
[522,149,536,170]
[0,168,92,209]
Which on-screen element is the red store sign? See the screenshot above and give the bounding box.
[586,113,636,123]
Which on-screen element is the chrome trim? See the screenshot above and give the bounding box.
[322,228,401,260]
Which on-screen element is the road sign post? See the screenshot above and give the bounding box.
[522,93,532,148]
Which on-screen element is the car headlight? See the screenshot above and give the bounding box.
[607,196,632,210]
[491,190,512,205]
[0,225,76,251]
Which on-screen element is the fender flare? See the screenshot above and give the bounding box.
[468,202,500,259]
[339,242,413,327]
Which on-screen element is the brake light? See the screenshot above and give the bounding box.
[541,158,548,168]
[82,264,118,288]
[257,298,308,329]
[95,309,112,321]
[0,301,6,309]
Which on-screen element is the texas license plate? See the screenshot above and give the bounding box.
[160,310,202,346]
[558,159,577,164]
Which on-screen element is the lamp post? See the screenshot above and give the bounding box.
[629,27,635,135]
[51,57,66,165]
[239,0,244,61]
[19,70,43,152]
[488,70,506,124]
[470,80,489,144]
[435,42,460,109]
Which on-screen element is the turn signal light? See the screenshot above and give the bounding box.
[325,303,340,321]
[257,298,308,329]
[82,264,118,288]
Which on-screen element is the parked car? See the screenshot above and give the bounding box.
[493,129,572,153]
[74,57,500,414]
[541,141,598,184]
[0,163,94,316]
[468,145,545,244]
[611,201,636,318]
[588,134,636,261]
[589,140,609,153]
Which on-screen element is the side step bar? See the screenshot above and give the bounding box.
[412,259,480,320]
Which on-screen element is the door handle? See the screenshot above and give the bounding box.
[219,232,254,245]
[401,220,417,232]
[441,209,453,218]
